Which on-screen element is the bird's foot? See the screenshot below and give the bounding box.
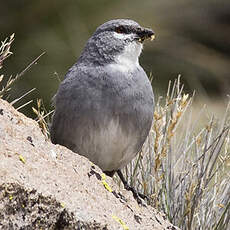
[123,183,148,206]
[117,169,148,206]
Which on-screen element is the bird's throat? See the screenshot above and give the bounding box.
[114,42,143,68]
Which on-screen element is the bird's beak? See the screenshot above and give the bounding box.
[137,28,155,43]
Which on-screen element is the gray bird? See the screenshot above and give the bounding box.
[51,19,155,180]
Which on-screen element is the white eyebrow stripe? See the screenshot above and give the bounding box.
[113,32,134,40]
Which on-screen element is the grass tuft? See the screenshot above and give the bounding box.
[0,34,45,106]
[122,77,230,230]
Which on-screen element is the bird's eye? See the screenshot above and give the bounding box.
[115,26,126,34]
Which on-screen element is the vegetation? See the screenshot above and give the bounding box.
[2,0,230,109]
[122,78,230,229]
[1,35,229,230]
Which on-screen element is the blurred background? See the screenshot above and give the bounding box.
[1,0,230,118]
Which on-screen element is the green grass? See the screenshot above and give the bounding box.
[1,35,229,230]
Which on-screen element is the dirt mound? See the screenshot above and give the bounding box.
[0,99,179,229]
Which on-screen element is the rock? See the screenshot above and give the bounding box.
[0,99,179,230]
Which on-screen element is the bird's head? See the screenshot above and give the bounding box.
[78,19,155,66]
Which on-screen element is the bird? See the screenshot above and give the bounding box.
[50,19,155,197]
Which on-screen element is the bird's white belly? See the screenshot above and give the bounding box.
[79,119,138,171]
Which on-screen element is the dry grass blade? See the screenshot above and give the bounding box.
[11,88,36,107]
[0,34,14,68]
[0,52,45,98]
[32,99,53,139]
[16,100,33,111]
